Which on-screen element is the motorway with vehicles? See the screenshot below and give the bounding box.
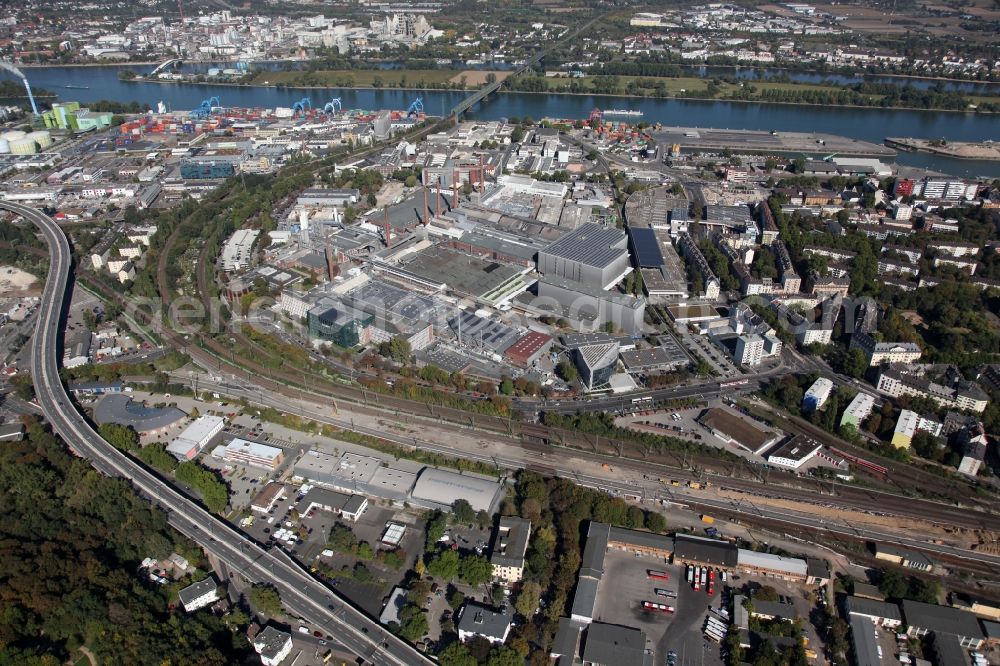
[1,200,433,666]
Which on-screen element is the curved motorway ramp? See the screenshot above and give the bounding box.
[1,200,429,666]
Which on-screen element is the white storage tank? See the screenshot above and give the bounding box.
[27,130,52,148]
[2,130,26,142]
[0,139,9,154]
[9,138,38,155]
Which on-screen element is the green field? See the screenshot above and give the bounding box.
[248,68,1000,111]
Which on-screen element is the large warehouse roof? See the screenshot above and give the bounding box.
[628,227,665,268]
[410,467,503,513]
[93,394,186,433]
[540,223,627,268]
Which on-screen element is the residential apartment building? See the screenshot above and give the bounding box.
[850,333,922,366]
[490,517,532,583]
[877,367,989,414]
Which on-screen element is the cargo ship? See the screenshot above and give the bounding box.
[603,109,643,117]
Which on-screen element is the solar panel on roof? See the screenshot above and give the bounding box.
[629,227,665,268]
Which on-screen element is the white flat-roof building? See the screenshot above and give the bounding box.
[221,228,260,272]
[765,436,822,470]
[167,415,225,460]
[841,392,876,428]
[219,438,284,470]
[803,377,834,411]
[253,626,293,666]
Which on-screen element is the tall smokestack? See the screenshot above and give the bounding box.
[478,155,485,194]
[324,231,336,282]
[452,169,459,209]
[423,186,429,226]
[383,207,392,247]
[435,183,441,217]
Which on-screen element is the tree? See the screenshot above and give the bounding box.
[486,646,523,666]
[98,423,139,452]
[645,511,667,533]
[428,549,460,580]
[452,499,476,525]
[447,587,465,610]
[328,522,359,553]
[11,374,34,401]
[396,603,429,641]
[556,359,579,383]
[625,505,645,529]
[499,377,514,395]
[425,510,448,551]
[248,584,282,616]
[379,335,412,363]
[439,642,477,666]
[404,174,417,188]
[514,580,542,618]
[458,554,493,586]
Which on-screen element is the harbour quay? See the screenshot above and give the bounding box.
[652,126,897,158]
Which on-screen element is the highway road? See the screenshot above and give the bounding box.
[2,200,432,666]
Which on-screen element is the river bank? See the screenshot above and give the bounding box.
[885,137,1000,161]
[12,63,1000,177]
[131,73,1000,116]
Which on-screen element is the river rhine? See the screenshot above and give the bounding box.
[7,64,1000,178]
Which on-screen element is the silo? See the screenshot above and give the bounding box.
[0,139,9,154]
[27,130,52,148]
[2,130,26,142]
[9,138,38,155]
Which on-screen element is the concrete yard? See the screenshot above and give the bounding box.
[591,550,681,662]
[0,265,40,296]
[653,127,896,157]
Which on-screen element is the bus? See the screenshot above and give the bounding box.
[632,396,654,404]
[704,628,724,643]
[647,569,670,581]
[655,588,677,598]
[705,619,726,632]
[642,601,675,614]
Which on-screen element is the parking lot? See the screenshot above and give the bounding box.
[592,550,679,661]
[659,573,725,666]
[312,505,424,617]
[616,405,707,447]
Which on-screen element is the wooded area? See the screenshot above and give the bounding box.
[0,419,250,664]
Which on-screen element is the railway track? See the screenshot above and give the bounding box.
[752,402,995,512]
